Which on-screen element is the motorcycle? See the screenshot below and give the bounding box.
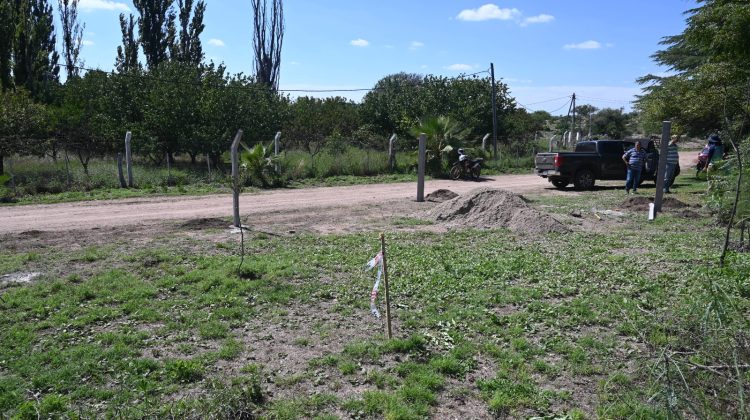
[450,149,483,181]
[696,145,711,172]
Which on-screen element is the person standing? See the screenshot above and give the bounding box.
[664,135,680,193]
[623,141,647,194]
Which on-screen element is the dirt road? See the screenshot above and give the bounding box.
[0,150,699,234]
[0,174,549,234]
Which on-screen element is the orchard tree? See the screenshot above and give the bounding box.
[0,89,48,174]
[53,70,117,174]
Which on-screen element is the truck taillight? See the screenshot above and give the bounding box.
[554,154,563,168]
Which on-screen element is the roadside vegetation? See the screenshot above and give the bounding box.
[1,174,748,418]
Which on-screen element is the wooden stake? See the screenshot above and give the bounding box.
[117,153,127,188]
[380,233,393,339]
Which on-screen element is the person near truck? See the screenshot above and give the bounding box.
[622,141,646,194]
[664,135,680,193]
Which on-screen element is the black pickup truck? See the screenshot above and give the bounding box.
[535,139,678,190]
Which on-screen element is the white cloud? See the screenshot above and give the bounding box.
[457,4,520,22]
[563,40,602,50]
[207,38,225,47]
[446,63,477,72]
[350,38,369,47]
[81,40,95,46]
[79,0,130,12]
[410,41,424,50]
[522,14,554,26]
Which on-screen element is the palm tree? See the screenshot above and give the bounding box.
[410,115,468,176]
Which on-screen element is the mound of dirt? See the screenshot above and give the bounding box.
[425,189,459,203]
[180,217,230,230]
[621,196,691,212]
[429,188,569,234]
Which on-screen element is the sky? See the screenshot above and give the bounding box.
[72,0,698,115]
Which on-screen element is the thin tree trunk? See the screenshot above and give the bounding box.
[720,136,743,267]
[0,154,4,175]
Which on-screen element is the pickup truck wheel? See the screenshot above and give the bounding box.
[551,178,569,189]
[573,169,595,190]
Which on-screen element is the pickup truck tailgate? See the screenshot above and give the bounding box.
[535,153,556,171]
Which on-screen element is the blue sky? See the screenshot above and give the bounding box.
[73,0,697,114]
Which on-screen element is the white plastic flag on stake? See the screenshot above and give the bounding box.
[365,251,383,318]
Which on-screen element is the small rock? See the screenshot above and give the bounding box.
[570,209,582,218]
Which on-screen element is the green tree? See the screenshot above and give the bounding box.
[636,0,750,136]
[591,108,632,139]
[53,70,117,174]
[133,0,175,70]
[115,13,140,73]
[0,89,48,174]
[13,0,60,100]
[57,0,84,79]
[0,0,14,90]
[171,0,206,65]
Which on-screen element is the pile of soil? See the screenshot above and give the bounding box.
[425,189,459,203]
[621,196,692,212]
[429,188,569,234]
[180,217,230,230]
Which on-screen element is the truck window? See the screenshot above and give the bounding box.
[574,142,596,152]
[598,142,624,155]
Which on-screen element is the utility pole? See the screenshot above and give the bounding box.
[490,63,498,160]
[588,111,593,139]
[570,93,576,143]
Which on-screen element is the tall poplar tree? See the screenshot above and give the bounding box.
[171,0,206,65]
[13,0,59,99]
[115,13,140,72]
[133,0,175,70]
[57,0,84,79]
[251,0,284,91]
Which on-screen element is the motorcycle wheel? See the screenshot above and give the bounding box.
[471,166,481,181]
[450,165,462,180]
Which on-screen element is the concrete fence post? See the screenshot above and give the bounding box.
[417,133,426,202]
[388,134,397,171]
[654,121,671,214]
[231,130,244,228]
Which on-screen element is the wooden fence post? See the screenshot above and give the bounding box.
[380,233,393,339]
[117,153,127,188]
[206,154,212,182]
[231,130,244,228]
[125,131,133,188]
[166,151,172,186]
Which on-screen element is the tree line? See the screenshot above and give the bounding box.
[1,0,639,179]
